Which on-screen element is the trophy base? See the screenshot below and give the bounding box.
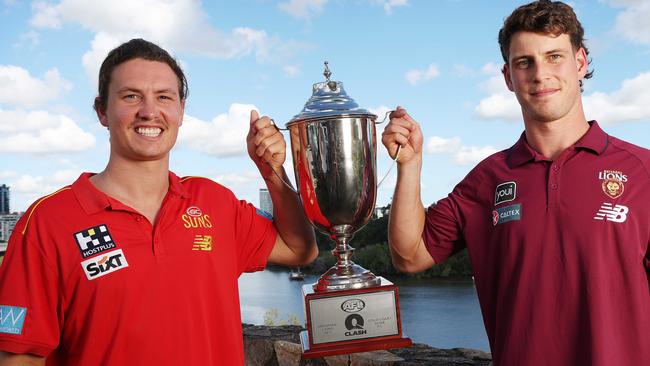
[301,277,412,359]
[314,263,382,292]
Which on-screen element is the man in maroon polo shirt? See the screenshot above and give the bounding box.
[0,39,317,365]
[382,1,649,365]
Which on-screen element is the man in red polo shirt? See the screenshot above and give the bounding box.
[382,1,649,365]
[0,39,317,365]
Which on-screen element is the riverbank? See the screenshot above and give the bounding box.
[243,324,492,365]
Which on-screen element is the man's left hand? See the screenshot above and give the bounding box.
[247,110,286,177]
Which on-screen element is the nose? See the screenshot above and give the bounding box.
[530,61,549,83]
[137,97,158,120]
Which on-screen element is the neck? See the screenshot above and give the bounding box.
[523,107,589,161]
[90,155,170,223]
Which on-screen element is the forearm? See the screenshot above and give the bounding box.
[264,167,317,265]
[0,351,45,366]
[388,157,433,272]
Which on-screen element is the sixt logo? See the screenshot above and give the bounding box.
[0,305,27,335]
[341,299,365,313]
[81,249,129,280]
[182,206,212,229]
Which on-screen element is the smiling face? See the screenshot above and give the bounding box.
[96,58,185,163]
[503,31,587,124]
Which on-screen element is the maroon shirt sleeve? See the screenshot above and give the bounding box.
[234,199,278,275]
[422,171,481,263]
[0,216,61,357]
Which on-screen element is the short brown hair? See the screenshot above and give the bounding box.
[498,0,593,80]
[94,38,188,113]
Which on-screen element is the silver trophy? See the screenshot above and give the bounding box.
[285,62,411,357]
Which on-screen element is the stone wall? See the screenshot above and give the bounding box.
[243,324,492,366]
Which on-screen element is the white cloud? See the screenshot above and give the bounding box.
[374,0,409,14]
[584,71,650,124]
[29,0,306,82]
[14,30,41,49]
[426,135,498,165]
[283,65,301,77]
[611,1,650,45]
[474,66,521,122]
[177,103,256,157]
[0,171,18,180]
[4,168,82,212]
[279,0,328,20]
[0,66,72,108]
[404,64,440,86]
[0,109,95,153]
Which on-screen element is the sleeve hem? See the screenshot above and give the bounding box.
[0,339,52,357]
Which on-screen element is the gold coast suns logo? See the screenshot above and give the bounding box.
[181,206,213,229]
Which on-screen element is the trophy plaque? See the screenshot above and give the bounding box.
[286,63,412,358]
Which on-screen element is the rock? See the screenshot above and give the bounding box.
[324,350,404,365]
[243,325,491,366]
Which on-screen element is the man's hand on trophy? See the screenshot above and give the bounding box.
[381,106,423,164]
[247,110,287,176]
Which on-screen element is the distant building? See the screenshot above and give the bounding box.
[259,188,273,215]
[0,213,22,243]
[0,184,9,214]
[374,204,391,219]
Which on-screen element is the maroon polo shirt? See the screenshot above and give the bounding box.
[424,122,650,366]
[0,172,277,365]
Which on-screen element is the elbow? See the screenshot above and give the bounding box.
[391,258,425,274]
[293,240,319,267]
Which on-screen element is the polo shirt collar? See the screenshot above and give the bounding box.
[73,171,190,215]
[507,120,608,168]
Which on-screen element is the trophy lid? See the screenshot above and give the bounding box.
[287,61,376,126]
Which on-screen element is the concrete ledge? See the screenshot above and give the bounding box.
[243,324,492,366]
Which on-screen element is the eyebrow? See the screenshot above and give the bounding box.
[116,87,179,95]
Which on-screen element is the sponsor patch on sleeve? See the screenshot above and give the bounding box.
[74,224,117,258]
[0,305,27,335]
[256,208,273,221]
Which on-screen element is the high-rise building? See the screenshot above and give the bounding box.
[0,184,9,214]
[259,188,273,215]
[0,213,21,243]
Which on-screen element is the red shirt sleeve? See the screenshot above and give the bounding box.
[0,219,61,357]
[234,199,278,275]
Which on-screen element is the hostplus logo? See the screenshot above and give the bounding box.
[74,224,117,258]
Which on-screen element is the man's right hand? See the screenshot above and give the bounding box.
[381,106,423,165]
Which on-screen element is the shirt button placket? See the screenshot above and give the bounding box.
[549,164,560,207]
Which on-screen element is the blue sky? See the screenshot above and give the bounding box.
[1,0,649,213]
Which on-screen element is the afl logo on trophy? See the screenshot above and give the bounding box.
[344,314,367,336]
[341,299,365,313]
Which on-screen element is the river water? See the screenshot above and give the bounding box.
[239,269,490,352]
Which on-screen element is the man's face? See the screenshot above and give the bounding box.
[97,58,184,163]
[503,32,587,123]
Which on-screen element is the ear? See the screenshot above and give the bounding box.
[94,97,109,127]
[179,99,186,127]
[575,47,588,79]
[502,63,514,92]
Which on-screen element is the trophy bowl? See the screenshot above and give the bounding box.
[286,64,381,292]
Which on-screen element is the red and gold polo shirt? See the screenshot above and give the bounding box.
[423,122,650,366]
[0,172,277,365]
